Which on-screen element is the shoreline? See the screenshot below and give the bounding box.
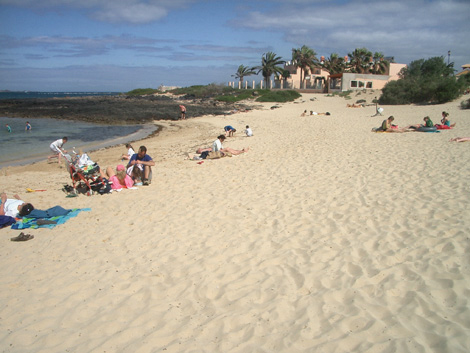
[0,122,160,170]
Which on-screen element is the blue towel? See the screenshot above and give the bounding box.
[12,208,91,229]
[28,206,71,218]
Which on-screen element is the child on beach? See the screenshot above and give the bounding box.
[25,122,32,131]
[224,125,236,137]
[121,143,135,161]
[6,124,11,133]
[244,125,253,137]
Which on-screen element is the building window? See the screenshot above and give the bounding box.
[366,82,373,88]
[351,81,358,88]
[358,81,365,88]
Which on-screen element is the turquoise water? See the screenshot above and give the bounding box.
[0,116,156,168]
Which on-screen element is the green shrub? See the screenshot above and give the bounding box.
[380,56,462,105]
[255,90,301,102]
[127,88,160,95]
[461,98,470,109]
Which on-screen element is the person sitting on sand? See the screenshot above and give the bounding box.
[127,146,155,186]
[47,137,68,164]
[450,137,470,142]
[0,192,34,218]
[189,135,249,160]
[121,143,135,161]
[213,135,249,156]
[436,111,456,129]
[224,125,236,137]
[100,164,134,190]
[310,111,331,116]
[408,116,434,129]
[300,110,308,116]
[379,116,408,132]
[244,125,253,137]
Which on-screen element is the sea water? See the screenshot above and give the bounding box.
[0,116,157,168]
[0,92,158,168]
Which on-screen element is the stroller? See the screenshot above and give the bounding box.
[61,149,110,196]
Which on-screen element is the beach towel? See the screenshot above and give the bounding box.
[11,208,91,230]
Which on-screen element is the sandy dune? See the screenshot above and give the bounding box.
[1,92,469,352]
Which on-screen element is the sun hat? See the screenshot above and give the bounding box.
[116,164,125,171]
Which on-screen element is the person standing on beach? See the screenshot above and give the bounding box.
[127,146,155,186]
[6,124,11,133]
[25,122,32,131]
[179,105,186,120]
[47,137,68,164]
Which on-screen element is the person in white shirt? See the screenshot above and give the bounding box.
[121,143,135,161]
[244,125,253,137]
[0,192,34,218]
[47,136,68,164]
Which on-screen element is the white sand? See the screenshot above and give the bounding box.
[1,92,469,352]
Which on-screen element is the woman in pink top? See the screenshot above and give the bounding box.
[101,165,134,190]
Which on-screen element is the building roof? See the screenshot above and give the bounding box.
[461,64,470,69]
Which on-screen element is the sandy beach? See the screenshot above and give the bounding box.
[1,92,469,352]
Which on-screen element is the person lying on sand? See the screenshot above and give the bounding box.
[450,137,470,142]
[310,111,331,116]
[347,103,364,108]
[0,192,34,218]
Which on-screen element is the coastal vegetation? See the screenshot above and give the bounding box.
[380,56,469,104]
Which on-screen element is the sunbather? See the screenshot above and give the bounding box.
[100,165,134,190]
[0,192,34,218]
[450,137,470,142]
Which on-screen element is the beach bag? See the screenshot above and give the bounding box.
[206,151,222,159]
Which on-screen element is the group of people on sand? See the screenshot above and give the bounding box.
[378,112,456,133]
[100,145,155,190]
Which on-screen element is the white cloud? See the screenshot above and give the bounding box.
[244,1,468,68]
[0,0,199,24]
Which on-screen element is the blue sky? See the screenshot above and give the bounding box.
[0,0,469,92]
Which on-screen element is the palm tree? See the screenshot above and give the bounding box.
[257,52,285,88]
[321,53,345,74]
[292,45,319,88]
[347,47,373,74]
[232,65,257,86]
[371,52,389,75]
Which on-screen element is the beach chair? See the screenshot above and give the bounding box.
[61,150,108,196]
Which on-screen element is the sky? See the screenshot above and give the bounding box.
[0,0,469,92]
